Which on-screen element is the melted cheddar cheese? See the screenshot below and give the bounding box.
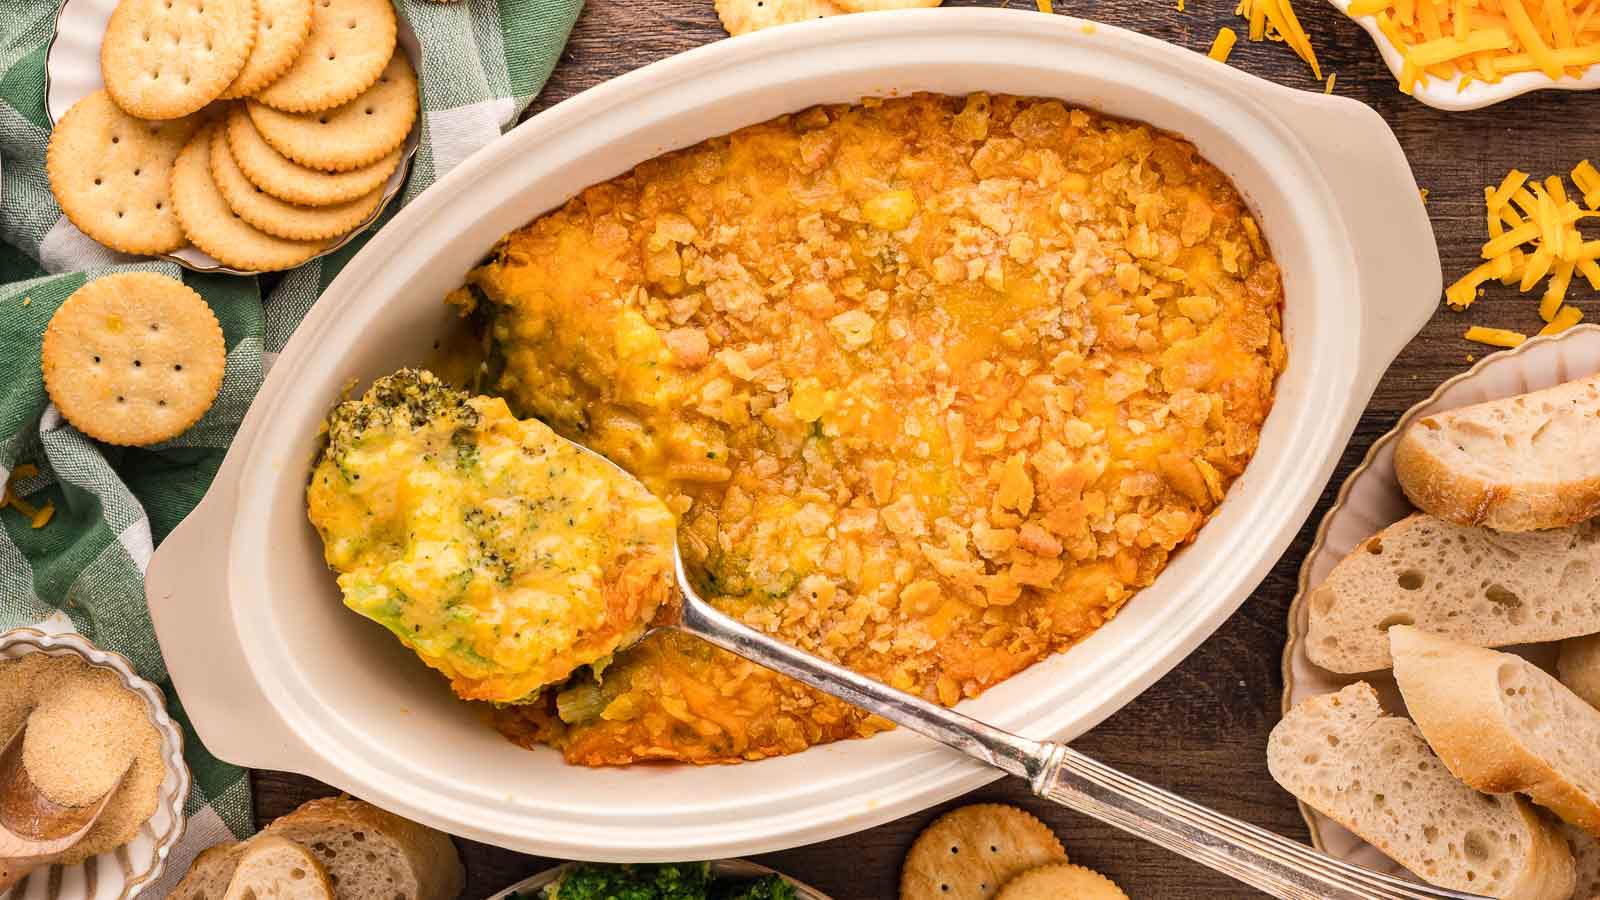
[459,94,1286,765]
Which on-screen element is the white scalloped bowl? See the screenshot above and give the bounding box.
[0,627,191,900]
[1283,323,1600,874]
[1327,0,1600,111]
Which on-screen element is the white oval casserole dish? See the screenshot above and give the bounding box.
[146,8,1441,861]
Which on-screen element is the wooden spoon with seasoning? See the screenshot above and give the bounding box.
[0,720,126,891]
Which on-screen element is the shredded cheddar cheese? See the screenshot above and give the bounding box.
[1447,165,1597,344]
[1464,325,1527,347]
[1037,0,1053,12]
[1210,26,1240,60]
[0,465,53,530]
[1574,160,1600,208]
[1348,0,1600,88]
[1539,304,1585,334]
[1235,0,1323,75]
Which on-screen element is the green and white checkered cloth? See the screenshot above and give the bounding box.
[0,0,581,892]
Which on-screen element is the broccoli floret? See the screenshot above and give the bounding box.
[546,863,714,900]
[321,369,480,469]
[710,876,797,900]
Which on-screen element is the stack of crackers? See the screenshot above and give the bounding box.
[47,0,417,273]
[899,804,1130,900]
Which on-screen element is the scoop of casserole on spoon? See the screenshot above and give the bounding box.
[310,371,1483,900]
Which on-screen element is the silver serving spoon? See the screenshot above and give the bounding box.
[573,441,1484,900]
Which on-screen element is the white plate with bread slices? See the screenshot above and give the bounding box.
[169,796,463,900]
[1281,323,1600,899]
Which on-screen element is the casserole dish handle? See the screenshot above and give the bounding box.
[1254,88,1442,399]
[146,468,318,776]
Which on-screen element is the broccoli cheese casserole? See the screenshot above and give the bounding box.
[319,92,1285,766]
[307,370,676,704]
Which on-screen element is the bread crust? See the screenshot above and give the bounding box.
[264,797,464,900]
[1269,682,1575,900]
[1305,514,1600,673]
[1392,627,1600,836]
[224,835,334,900]
[1394,374,1600,532]
[1559,634,1600,709]
[171,842,243,900]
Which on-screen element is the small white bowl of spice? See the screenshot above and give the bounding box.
[0,628,189,899]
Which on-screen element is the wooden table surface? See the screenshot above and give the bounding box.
[254,2,1598,896]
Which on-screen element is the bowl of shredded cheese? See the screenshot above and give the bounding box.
[0,627,190,900]
[1330,0,1600,109]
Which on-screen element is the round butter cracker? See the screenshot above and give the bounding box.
[101,0,258,119]
[221,0,315,99]
[224,103,400,205]
[715,0,844,35]
[246,50,416,172]
[171,123,326,271]
[48,90,199,255]
[210,126,382,239]
[994,864,1129,900]
[251,0,397,113]
[41,272,226,447]
[900,804,1068,900]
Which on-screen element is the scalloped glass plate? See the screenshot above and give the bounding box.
[44,0,421,275]
[1282,323,1600,875]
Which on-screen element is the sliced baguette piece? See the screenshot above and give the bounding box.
[1560,634,1600,710]
[224,836,334,900]
[1267,682,1574,900]
[1393,373,1600,532]
[1391,626,1600,835]
[1564,823,1600,899]
[172,843,246,900]
[263,798,463,900]
[1304,513,1600,673]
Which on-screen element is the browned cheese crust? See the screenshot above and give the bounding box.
[468,93,1285,765]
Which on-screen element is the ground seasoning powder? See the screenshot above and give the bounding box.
[0,653,164,864]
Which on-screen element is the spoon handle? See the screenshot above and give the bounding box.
[1034,745,1487,899]
[675,589,1485,900]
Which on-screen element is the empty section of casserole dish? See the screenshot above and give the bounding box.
[441,92,1282,765]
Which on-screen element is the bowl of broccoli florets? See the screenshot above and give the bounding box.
[492,860,826,900]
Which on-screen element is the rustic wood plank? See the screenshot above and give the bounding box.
[254,0,1597,895]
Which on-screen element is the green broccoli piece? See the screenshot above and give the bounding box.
[710,875,798,900]
[321,369,481,470]
[546,863,715,900]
